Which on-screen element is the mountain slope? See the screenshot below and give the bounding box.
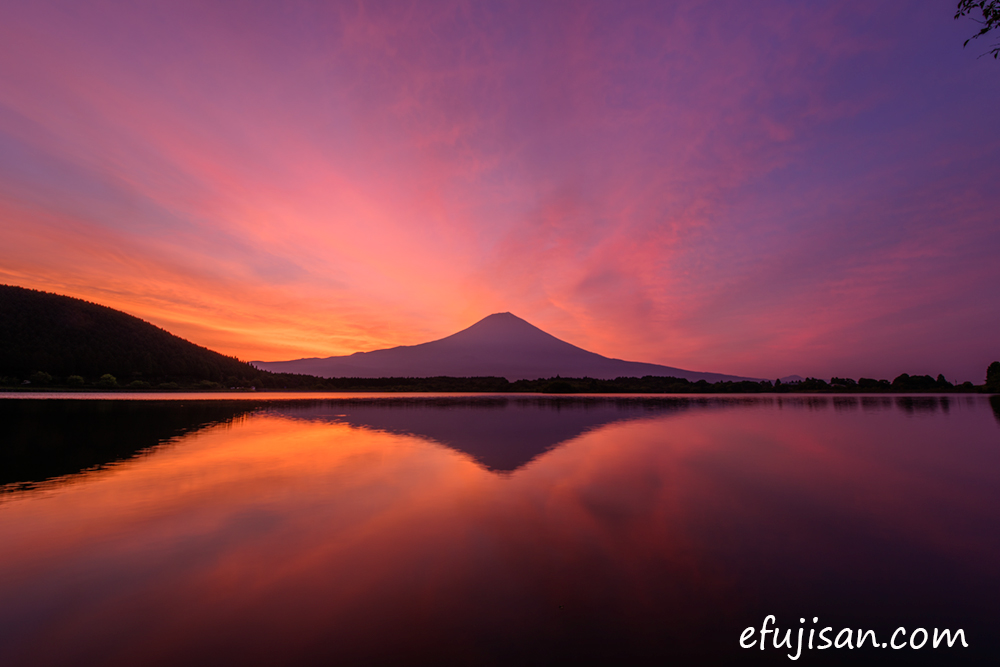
[0,285,258,382]
[253,312,752,382]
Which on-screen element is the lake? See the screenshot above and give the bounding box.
[1,393,998,665]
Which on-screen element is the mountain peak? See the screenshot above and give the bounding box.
[478,312,525,323]
[443,312,562,348]
[470,312,533,328]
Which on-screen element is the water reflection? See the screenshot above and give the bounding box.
[0,400,260,493]
[861,396,894,411]
[895,396,944,413]
[0,396,997,665]
[4,395,996,493]
[267,397,706,471]
[832,396,859,410]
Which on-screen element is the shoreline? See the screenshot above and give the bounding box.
[1,389,995,397]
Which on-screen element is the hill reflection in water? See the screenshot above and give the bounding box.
[0,399,260,493]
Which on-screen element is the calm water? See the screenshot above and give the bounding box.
[1,394,998,666]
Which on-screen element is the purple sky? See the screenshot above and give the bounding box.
[0,1,998,381]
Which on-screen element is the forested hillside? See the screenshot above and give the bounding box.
[0,285,258,386]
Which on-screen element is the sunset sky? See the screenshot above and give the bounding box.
[1,1,998,382]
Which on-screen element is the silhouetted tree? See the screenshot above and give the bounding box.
[797,377,830,391]
[956,1,1000,59]
[891,373,941,391]
[987,361,1000,392]
[543,380,575,394]
[858,377,890,390]
[29,371,52,385]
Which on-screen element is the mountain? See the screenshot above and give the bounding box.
[0,284,259,383]
[253,312,753,382]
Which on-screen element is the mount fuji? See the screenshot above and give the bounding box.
[252,312,753,382]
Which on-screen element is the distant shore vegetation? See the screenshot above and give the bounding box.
[2,369,998,394]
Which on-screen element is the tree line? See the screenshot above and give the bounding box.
[6,369,998,394]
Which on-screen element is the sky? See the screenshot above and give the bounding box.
[1,1,998,382]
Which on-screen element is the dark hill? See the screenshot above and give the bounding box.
[0,285,258,384]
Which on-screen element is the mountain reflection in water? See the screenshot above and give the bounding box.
[265,397,711,472]
[0,395,997,666]
[5,394,987,491]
